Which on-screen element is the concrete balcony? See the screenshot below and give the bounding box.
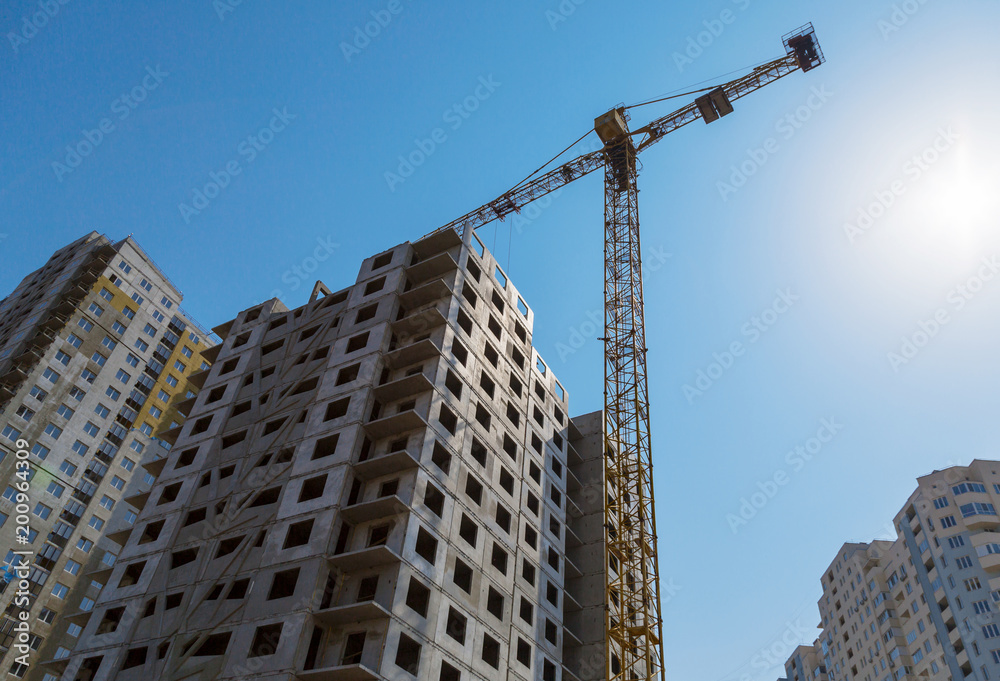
[157,423,183,446]
[390,304,447,336]
[313,600,391,626]
[339,495,409,524]
[187,368,209,390]
[372,373,433,403]
[363,409,427,441]
[399,278,451,309]
[963,513,1000,530]
[297,664,381,681]
[123,491,151,511]
[200,343,222,364]
[353,449,419,481]
[981,552,1000,572]
[174,394,198,417]
[328,545,401,572]
[106,527,134,547]
[411,226,462,261]
[384,337,441,369]
[142,455,168,476]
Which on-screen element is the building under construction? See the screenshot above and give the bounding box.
[54,229,610,681]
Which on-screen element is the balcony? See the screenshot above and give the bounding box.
[363,409,427,441]
[187,368,209,390]
[372,373,433,403]
[123,491,151,511]
[399,278,451,309]
[174,395,197,417]
[384,337,441,369]
[313,600,391,626]
[328,545,401,572]
[353,449,419,481]
[142,456,168,476]
[339,495,409,525]
[411,226,462,260]
[390,304,447,336]
[296,664,380,681]
[158,423,183,446]
[106,527,134,546]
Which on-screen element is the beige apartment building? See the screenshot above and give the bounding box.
[780,460,1000,681]
[0,233,213,680]
[55,228,609,681]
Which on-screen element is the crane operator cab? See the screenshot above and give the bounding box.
[783,23,825,72]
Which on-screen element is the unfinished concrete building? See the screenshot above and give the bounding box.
[57,228,609,681]
[0,233,214,680]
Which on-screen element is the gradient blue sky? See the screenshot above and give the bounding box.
[3,1,1000,679]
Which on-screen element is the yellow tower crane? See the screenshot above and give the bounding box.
[425,24,825,681]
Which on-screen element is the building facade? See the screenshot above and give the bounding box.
[781,460,1000,681]
[56,228,607,681]
[0,233,213,680]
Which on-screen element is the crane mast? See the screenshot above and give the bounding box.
[426,24,824,681]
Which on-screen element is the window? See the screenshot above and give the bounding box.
[342,632,366,665]
[161,296,173,309]
[31,444,49,460]
[53,403,73,419]
[134,337,147,351]
[181,346,193,358]
[249,623,282,657]
[158,389,170,402]
[152,310,165,323]
[95,403,111,418]
[55,350,71,365]
[14,405,34,421]
[394,634,421,675]
[69,386,86,401]
[140,278,152,291]
[51,583,69,599]
[166,374,179,387]
[119,260,132,273]
[64,559,81,576]
[143,323,156,337]
[89,516,105,531]
[29,385,48,400]
[44,423,63,440]
[77,318,94,332]
[112,320,127,335]
[111,476,125,490]
[66,333,83,348]
[106,386,121,401]
[82,421,100,437]
[174,360,186,372]
[99,495,115,510]
[131,292,144,305]
[115,368,131,384]
[446,607,467,644]
[2,425,21,442]
[42,367,60,383]
[82,368,98,383]
[88,302,104,317]
[72,440,88,456]
[481,634,500,668]
[121,457,136,471]
[47,481,65,498]
[414,527,438,564]
[33,503,52,520]
[405,577,431,617]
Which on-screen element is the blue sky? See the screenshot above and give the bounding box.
[3,1,1000,678]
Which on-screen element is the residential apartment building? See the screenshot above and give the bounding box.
[780,460,1000,681]
[0,233,213,679]
[56,227,607,681]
